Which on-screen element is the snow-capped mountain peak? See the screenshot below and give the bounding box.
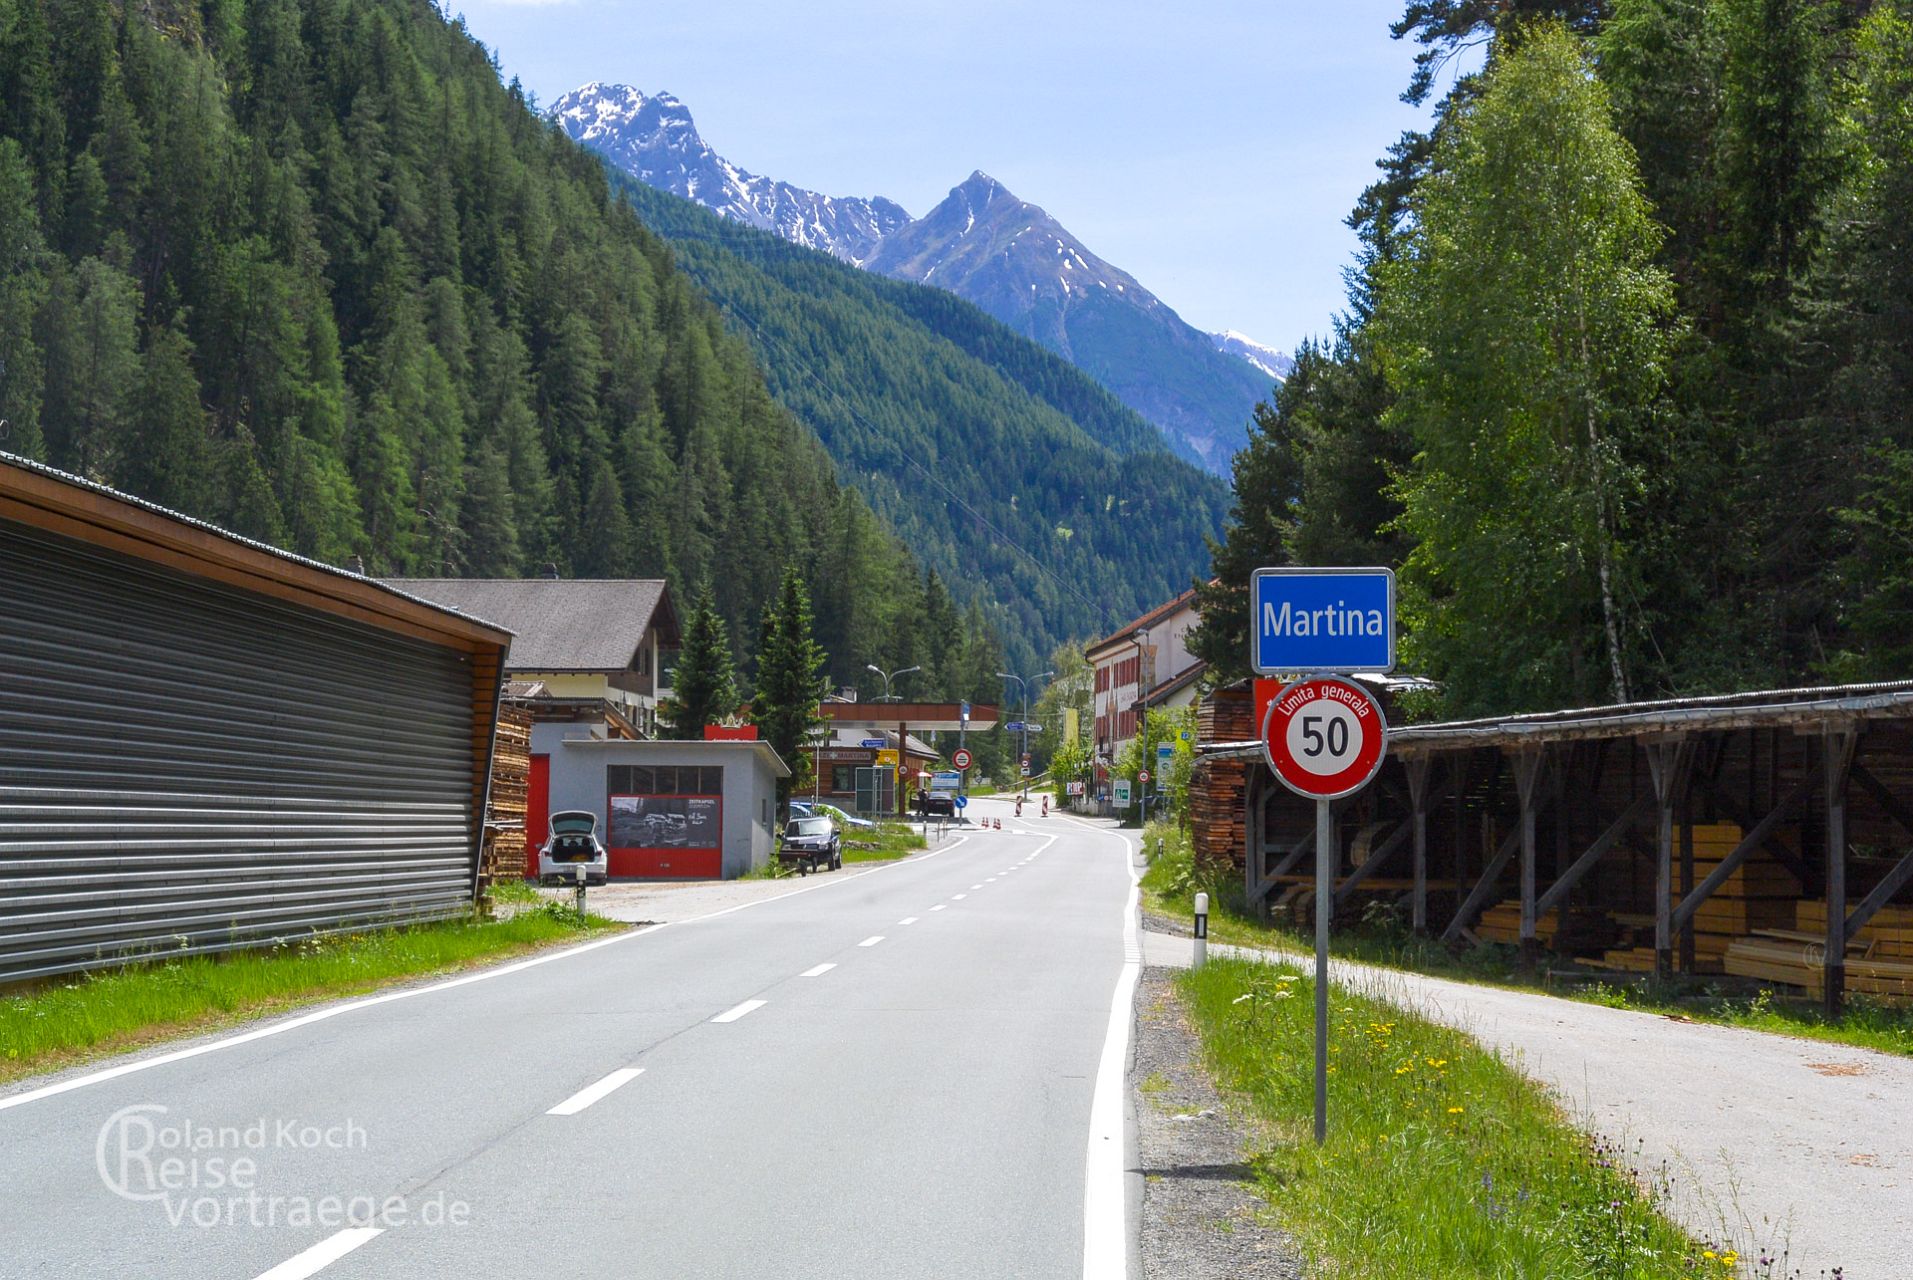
[1211,330,1294,381]
[549,83,910,265]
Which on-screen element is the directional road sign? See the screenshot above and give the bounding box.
[1251,567,1395,675]
[952,748,973,770]
[1260,676,1388,800]
[1005,722,1024,733]
[860,738,886,749]
[954,794,969,810]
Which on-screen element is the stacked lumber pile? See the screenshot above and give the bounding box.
[1591,824,1797,974]
[1474,899,1561,945]
[1192,686,1253,876]
[1734,901,1913,1000]
[483,702,533,887]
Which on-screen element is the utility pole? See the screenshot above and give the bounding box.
[1131,630,1150,825]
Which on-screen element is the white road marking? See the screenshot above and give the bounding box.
[711,999,767,1024]
[1082,822,1142,1280]
[898,917,919,925]
[930,905,947,911]
[547,1067,644,1116]
[799,963,836,978]
[0,834,975,1114]
[858,936,885,947]
[952,893,967,900]
[251,1228,384,1280]
[971,883,983,889]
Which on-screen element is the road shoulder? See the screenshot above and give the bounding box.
[1130,967,1303,1280]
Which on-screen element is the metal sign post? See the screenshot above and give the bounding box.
[1259,674,1389,1147]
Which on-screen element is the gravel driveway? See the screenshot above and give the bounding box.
[1143,928,1912,1278]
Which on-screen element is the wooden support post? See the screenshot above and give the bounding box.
[1672,764,1823,933]
[1513,749,1546,957]
[1408,756,1433,935]
[1534,795,1653,918]
[1679,789,1695,976]
[1644,738,1694,982]
[1823,729,1859,1017]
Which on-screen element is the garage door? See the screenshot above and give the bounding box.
[0,518,481,982]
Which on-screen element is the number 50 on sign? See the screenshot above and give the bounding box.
[1260,677,1387,800]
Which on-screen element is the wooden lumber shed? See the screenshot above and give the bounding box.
[1193,680,1913,1013]
[0,453,514,983]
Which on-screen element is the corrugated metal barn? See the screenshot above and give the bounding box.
[0,454,513,984]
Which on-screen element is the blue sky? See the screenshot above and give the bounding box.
[455,1,1440,353]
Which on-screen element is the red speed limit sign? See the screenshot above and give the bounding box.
[1260,677,1387,799]
[952,748,973,770]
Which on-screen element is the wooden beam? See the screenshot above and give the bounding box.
[1850,763,1913,840]
[1408,757,1434,935]
[1692,780,1816,889]
[1847,845,1913,941]
[1671,763,1823,932]
[1442,795,1547,945]
[1644,738,1695,979]
[1334,821,1412,909]
[1824,730,1860,1017]
[1533,794,1653,918]
[1513,749,1546,949]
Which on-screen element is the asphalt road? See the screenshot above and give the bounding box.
[0,800,1142,1280]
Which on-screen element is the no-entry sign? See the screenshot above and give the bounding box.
[952,748,973,770]
[1260,677,1387,800]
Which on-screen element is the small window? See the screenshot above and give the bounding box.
[699,766,723,794]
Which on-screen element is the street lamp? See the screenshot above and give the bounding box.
[996,669,1054,800]
[866,664,920,816]
[865,663,920,702]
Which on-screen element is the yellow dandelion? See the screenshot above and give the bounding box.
[1446,1106,1464,1114]
[1702,1250,1716,1260]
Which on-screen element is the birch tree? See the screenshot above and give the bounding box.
[1377,20,1676,714]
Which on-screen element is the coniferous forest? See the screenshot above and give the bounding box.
[1193,1,1913,718]
[0,0,1009,691]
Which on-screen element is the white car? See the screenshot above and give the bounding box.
[538,810,607,886]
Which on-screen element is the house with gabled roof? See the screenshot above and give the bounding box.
[385,578,680,737]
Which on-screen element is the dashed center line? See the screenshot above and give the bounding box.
[858,935,885,947]
[970,884,983,889]
[711,999,767,1023]
[930,904,947,911]
[548,1067,644,1116]
[799,963,836,978]
[953,893,968,900]
[898,917,919,925]
[251,1227,384,1280]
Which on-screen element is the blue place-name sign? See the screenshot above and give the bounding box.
[1251,567,1395,675]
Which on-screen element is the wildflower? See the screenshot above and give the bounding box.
[1721,1253,1738,1267]
[1703,1250,1717,1260]
[1447,1106,1464,1114]
[1232,993,1254,1005]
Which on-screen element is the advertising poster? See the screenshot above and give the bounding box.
[608,795,720,849]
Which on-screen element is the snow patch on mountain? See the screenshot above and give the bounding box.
[1211,330,1293,381]
[549,83,911,265]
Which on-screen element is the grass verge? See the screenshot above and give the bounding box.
[843,822,929,863]
[1180,957,1743,1279]
[1141,821,1913,1058]
[0,904,622,1085]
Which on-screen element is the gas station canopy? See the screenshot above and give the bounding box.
[819,702,999,733]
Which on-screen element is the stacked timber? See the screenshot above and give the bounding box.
[1474,899,1561,945]
[1797,900,1913,960]
[483,702,533,888]
[1192,685,1253,876]
[1597,823,1800,974]
[1722,927,1912,1001]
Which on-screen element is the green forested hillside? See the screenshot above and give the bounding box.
[614,176,1233,664]
[1194,1,1913,716]
[0,0,968,688]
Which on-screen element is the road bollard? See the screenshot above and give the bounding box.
[574,863,587,920]
[1193,891,1209,969]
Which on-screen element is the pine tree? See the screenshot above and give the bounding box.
[0,137,47,460]
[115,315,213,514]
[662,590,738,738]
[752,564,828,801]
